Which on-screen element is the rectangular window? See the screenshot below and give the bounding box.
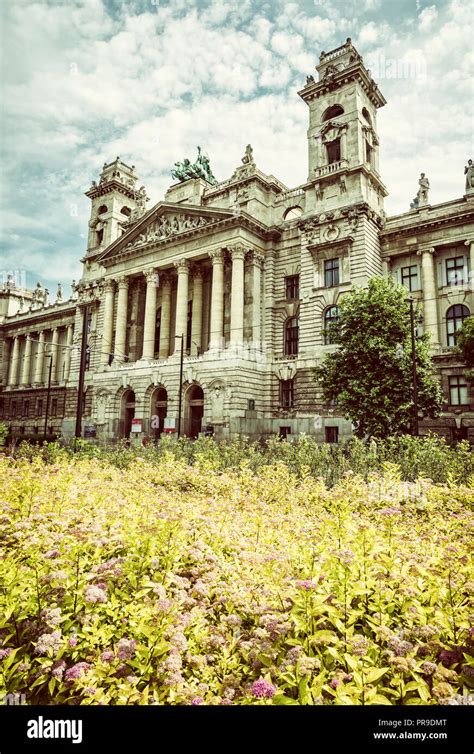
[448,375,469,406]
[11,401,17,418]
[446,256,465,287]
[401,265,419,292]
[0,398,4,418]
[280,379,294,408]
[325,426,339,444]
[279,426,291,439]
[51,398,58,417]
[284,319,299,356]
[23,400,29,417]
[324,258,340,288]
[326,139,341,164]
[248,399,255,411]
[285,275,299,300]
[37,399,43,417]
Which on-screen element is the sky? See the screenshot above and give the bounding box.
[0,0,473,294]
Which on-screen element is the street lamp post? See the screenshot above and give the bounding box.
[175,334,184,438]
[407,297,419,437]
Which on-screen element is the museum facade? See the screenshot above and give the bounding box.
[1,39,473,443]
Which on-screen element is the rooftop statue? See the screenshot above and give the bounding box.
[171,146,217,185]
[465,158,474,193]
[416,172,430,206]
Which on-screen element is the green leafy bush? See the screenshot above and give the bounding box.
[0,451,472,705]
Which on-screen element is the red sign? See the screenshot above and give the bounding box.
[131,419,142,433]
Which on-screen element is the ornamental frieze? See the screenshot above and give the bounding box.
[124,213,219,250]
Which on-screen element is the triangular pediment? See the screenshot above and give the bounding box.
[97,202,240,263]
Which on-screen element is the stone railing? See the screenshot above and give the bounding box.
[314,160,348,178]
[276,187,305,203]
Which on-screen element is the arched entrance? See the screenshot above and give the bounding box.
[187,385,204,438]
[151,387,167,442]
[120,389,135,438]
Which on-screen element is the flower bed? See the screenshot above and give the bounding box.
[0,453,472,705]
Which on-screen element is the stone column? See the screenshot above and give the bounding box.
[418,248,439,345]
[101,280,115,367]
[8,335,20,387]
[64,324,73,381]
[191,267,203,355]
[230,245,246,344]
[142,269,158,360]
[159,274,172,359]
[251,251,264,346]
[466,240,474,288]
[50,328,59,383]
[1,338,11,386]
[381,258,391,277]
[34,330,45,384]
[209,249,225,348]
[20,335,32,386]
[114,276,129,361]
[174,259,189,346]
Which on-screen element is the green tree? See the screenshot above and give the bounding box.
[313,277,442,439]
[456,316,474,370]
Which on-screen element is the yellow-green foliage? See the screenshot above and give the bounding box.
[0,453,472,706]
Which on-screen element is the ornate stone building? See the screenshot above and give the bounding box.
[1,39,473,443]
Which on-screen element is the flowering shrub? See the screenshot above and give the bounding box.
[0,452,472,706]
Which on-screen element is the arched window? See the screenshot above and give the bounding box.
[322,104,344,122]
[446,304,470,347]
[362,107,372,126]
[97,204,108,215]
[284,317,299,356]
[120,206,131,217]
[283,206,303,220]
[324,306,339,344]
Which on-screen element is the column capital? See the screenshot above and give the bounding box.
[144,268,159,285]
[104,278,115,292]
[250,250,264,267]
[116,275,129,289]
[228,244,246,260]
[174,258,190,272]
[417,246,436,257]
[209,249,224,263]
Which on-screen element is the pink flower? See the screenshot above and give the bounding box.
[35,631,62,656]
[191,696,204,705]
[0,648,13,660]
[64,662,91,681]
[330,678,340,690]
[101,650,115,663]
[45,549,61,559]
[84,585,108,604]
[251,679,276,699]
[68,637,78,648]
[296,579,316,591]
[51,660,66,679]
[117,638,137,660]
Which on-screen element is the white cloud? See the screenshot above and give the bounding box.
[418,5,439,30]
[0,0,472,291]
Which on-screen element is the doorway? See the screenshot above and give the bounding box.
[187,385,204,438]
[120,389,135,438]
